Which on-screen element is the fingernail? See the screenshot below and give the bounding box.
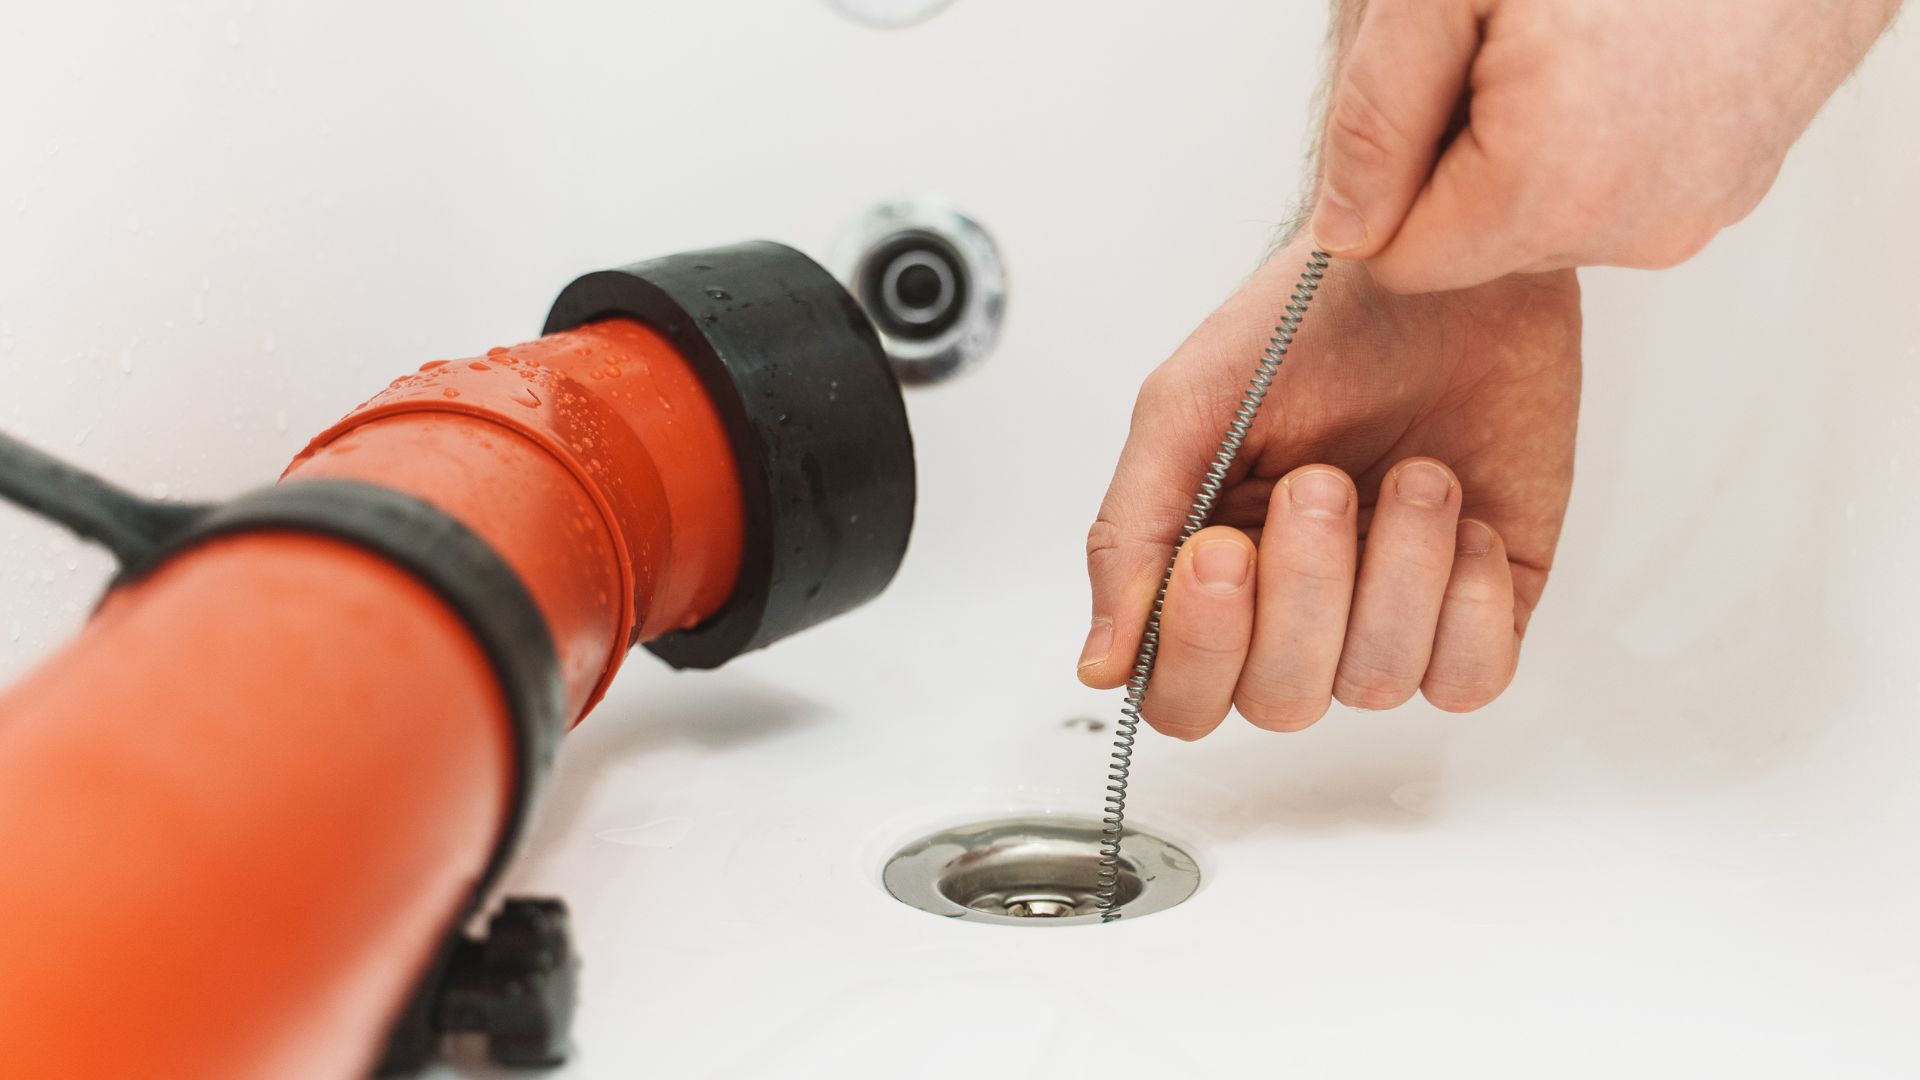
[1395,461,1452,508]
[1456,519,1494,556]
[1193,539,1252,594]
[1288,469,1351,518]
[1311,189,1368,253]
[1078,617,1114,670]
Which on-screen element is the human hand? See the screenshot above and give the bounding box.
[1310,0,1902,292]
[1077,243,1580,736]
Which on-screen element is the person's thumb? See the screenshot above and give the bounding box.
[1310,0,1479,261]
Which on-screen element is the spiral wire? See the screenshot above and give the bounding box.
[1095,250,1331,921]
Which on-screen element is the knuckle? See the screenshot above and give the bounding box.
[1164,623,1246,660]
[1422,653,1517,712]
[1560,180,1615,240]
[1278,550,1352,589]
[1531,168,1614,254]
[1333,680,1414,711]
[1332,650,1423,710]
[1142,702,1222,741]
[1167,630,1244,657]
[1420,675,1504,713]
[1086,518,1122,560]
[1640,227,1715,270]
[1132,363,1186,421]
[1384,543,1457,580]
[1326,81,1408,172]
[1723,170,1776,227]
[1235,687,1330,732]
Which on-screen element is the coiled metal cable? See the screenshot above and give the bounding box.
[1095,249,1331,921]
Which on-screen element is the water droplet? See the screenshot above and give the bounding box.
[590,370,603,380]
[488,346,509,357]
[442,387,460,399]
[704,288,730,301]
[604,366,621,378]
[468,361,489,372]
[776,412,789,425]
[420,360,448,371]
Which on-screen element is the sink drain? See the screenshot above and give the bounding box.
[882,816,1199,926]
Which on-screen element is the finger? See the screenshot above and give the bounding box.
[1234,466,1358,732]
[1080,367,1234,690]
[1311,0,1481,260]
[1140,526,1258,740]
[1422,519,1521,712]
[1333,458,1461,709]
[1364,123,1542,293]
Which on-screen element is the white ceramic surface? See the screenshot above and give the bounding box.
[3,3,1917,1077]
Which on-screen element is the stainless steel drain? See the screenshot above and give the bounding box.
[883,816,1199,926]
[832,198,1005,385]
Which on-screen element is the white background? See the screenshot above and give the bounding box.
[3,2,1917,1077]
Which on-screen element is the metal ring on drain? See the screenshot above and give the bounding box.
[833,198,1005,385]
[882,815,1200,926]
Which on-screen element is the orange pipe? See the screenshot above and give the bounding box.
[0,319,743,1077]
[289,317,747,718]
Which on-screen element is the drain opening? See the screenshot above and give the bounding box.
[884,815,1198,926]
[939,843,1143,918]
